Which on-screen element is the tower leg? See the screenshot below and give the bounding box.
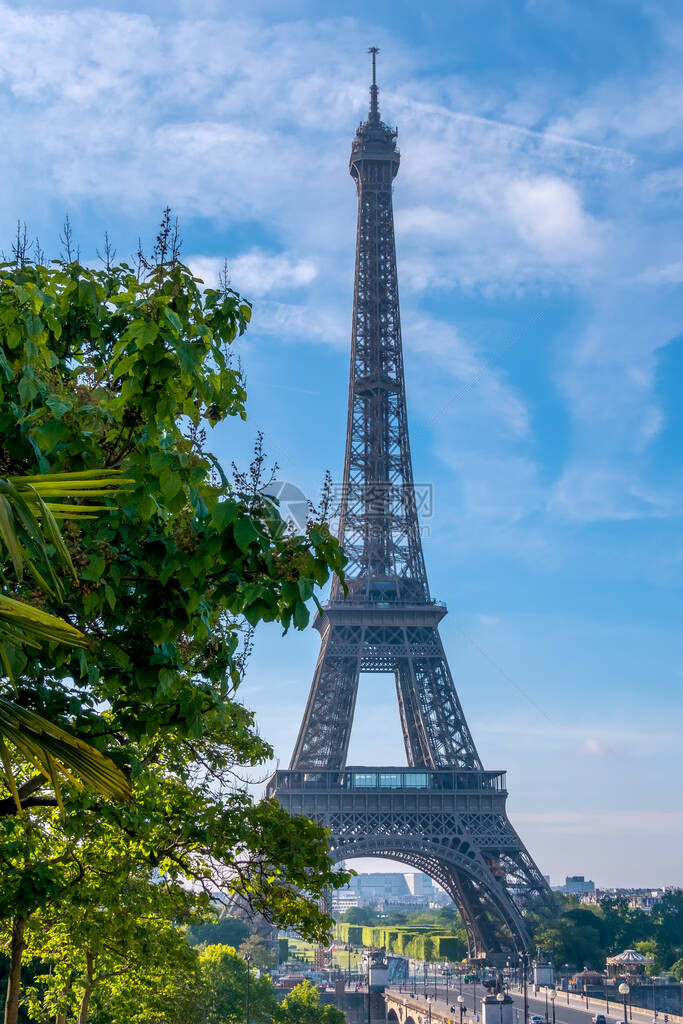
[290,625,360,771]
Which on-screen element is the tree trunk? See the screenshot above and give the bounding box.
[3,915,26,1024]
[77,953,95,1024]
[55,975,72,1024]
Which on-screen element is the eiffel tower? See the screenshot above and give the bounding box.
[267,49,549,961]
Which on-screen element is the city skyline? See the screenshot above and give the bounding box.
[1,0,682,885]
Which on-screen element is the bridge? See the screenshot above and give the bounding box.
[385,990,514,1024]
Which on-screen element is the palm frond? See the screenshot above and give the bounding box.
[0,471,134,595]
[0,698,131,808]
[0,594,88,651]
[0,468,135,807]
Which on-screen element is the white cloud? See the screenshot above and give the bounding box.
[505,175,601,260]
[515,809,683,838]
[638,259,683,285]
[550,467,676,523]
[188,251,318,296]
[477,614,499,626]
[250,300,348,349]
[0,1,681,545]
[580,736,618,759]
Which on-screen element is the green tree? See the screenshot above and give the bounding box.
[635,940,664,976]
[199,944,278,1024]
[238,934,277,971]
[535,918,603,970]
[187,916,250,950]
[650,891,683,967]
[597,896,653,952]
[669,958,683,981]
[0,222,345,806]
[277,980,345,1024]
[341,907,376,926]
[19,839,201,1024]
[0,221,350,1023]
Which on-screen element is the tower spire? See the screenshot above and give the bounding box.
[368,45,380,122]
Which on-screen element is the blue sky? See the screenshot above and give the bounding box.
[2,0,683,887]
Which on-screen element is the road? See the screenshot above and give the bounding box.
[391,983,654,1024]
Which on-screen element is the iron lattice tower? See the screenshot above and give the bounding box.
[268,50,549,960]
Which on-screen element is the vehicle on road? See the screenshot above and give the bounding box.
[592,1015,607,1024]
[530,1015,545,1023]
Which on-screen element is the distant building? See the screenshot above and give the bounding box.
[581,887,667,913]
[570,970,605,992]
[628,890,665,913]
[332,871,448,911]
[354,872,410,902]
[384,894,436,909]
[330,889,359,913]
[553,876,595,895]
[405,872,434,896]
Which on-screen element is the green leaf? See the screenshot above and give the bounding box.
[18,374,39,404]
[81,553,106,581]
[159,468,182,500]
[45,395,71,420]
[233,516,259,553]
[293,601,309,629]
[137,320,160,347]
[23,311,44,337]
[162,308,183,334]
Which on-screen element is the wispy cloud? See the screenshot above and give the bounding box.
[515,809,683,838]
[189,251,318,295]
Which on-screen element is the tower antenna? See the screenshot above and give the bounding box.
[368,45,380,120]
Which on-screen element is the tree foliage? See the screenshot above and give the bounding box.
[278,979,345,1024]
[186,916,250,950]
[0,217,350,1023]
[524,893,683,974]
[238,933,277,970]
[198,944,277,1024]
[669,957,683,981]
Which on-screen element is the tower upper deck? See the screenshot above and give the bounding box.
[350,47,400,181]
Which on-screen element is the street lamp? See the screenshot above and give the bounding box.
[458,993,465,1024]
[549,988,557,1024]
[619,982,630,1024]
[474,969,478,1021]
[427,997,433,1024]
[520,954,528,1024]
[244,952,253,1024]
[497,989,505,1024]
[544,987,549,1023]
